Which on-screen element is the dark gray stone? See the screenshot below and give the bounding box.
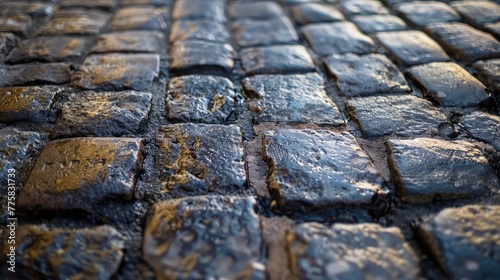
[485,22,500,40]
[111,7,169,31]
[0,33,18,61]
[0,63,72,87]
[324,53,411,96]
[351,14,407,34]
[51,91,152,138]
[232,17,298,47]
[0,14,32,36]
[339,0,390,16]
[407,62,489,107]
[375,30,450,66]
[462,111,500,151]
[240,45,314,76]
[420,205,500,280]
[155,124,246,194]
[387,138,499,202]
[166,75,235,123]
[37,9,111,35]
[169,40,234,75]
[169,20,229,43]
[346,94,449,137]
[451,1,500,27]
[290,3,345,25]
[474,58,500,94]
[301,22,376,56]
[286,223,421,279]
[71,54,160,91]
[91,31,165,54]
[0,86,61,123]
[263,129,387,212]
[243,73,344,125]
[395,1,461,27]
[143,196,265,279]
[425,22,500,63]
[18,137,145,210]
[172,0,226,22]
[230,1,284,19]
[59,0,118,10]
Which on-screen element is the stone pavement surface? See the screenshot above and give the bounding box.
[0,0,499,279]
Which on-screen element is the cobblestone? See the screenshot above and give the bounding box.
[169,40,234,75]
[339,0,390,16]
[485,22,500,40]
[0,15,33,37]
[0,2,56,21]
[59,0,118,10]
[290,3,345,25]
[0,62,72,87]
[450,1,500,27]
[461,111,500,151]
[91,31,165,54]
[169,20,229,43]
[240,45,315,75]
[172,0,226,22]
[394,1,461,27]
[111,6,169,31]
[37,9,111,36]
[232,16,298,47]
[230,1,284,19]
[474,58,500,94]
[0,86,61,123]
[351,14,407,34]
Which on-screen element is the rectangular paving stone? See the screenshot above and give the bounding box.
[91,31,165,54]
[395,1,461,27]
[461,111,500,151]
[0,2,56,22]
[290,3,344,25]
[18,137,145,210]
[346,94,449,137]
[155,124,246,194]
[450,1,500,27]
[169,20,229,43]
[166,75,235,123]
[0,86,61,123]
[37,9,111,35]
[0,63,72,87]
[407,62,489,107]
[111,7,169,31]
[59,0,118,10]
[230,1,284,19]
[375,30,450,66]
[71,53,160,91]
[232,17,298,47]
[474,58,500,94]
[425,22,500,63]
[324,53,411,96]
[301,22,376,56]
[263,129,387,212]
[5,36,94,64]
[419,205,500,280]
[0,14,33,36]
[351,14,407,34]
[286,223,421,279]
[339,0,390,16]
[240,45,314,76]
[172,0,226,23]
[3,225,124,280]
[243,73,344,125]
[144,196,265,279]
[386,138,499,202]
[51,91,152,138]
[169,40,234,75]
[0,32,18,61]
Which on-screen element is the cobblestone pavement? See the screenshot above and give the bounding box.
[0,0,499,279]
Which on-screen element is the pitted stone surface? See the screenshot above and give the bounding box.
[286,223,421,279]
[52,91,152,138]
[351,15,407,34]
[395,1,460,27]
[170,20,229,43]
[91,31,165,54]
[376,31,450,66]
[324,53,411,96]
[387,138,499,202]
[263,129,387,212]
[461,111,500,151]
[18,137,145,210]
[143,196,264,280]
[240,45,314,76]
[301,22,376,56]
[290,3,345,25]
[0,33,18,61]
[172,0,226,23]
[1,225,124,280]
[425,22,500,63]
[37,9,111,35]
[71,53,160,91]
[450,1,500,27]
[0,86,61,123]
[166,75,235,123]
[243,73,344,125]
[155,124,246,194]
[59,0,118,10]
[407,62,489,107]
[346,95,449,137]
[0,63,72,87]
[474,59,500,94]
[6,36,94,64]
[339,0,390,16]
[111,7,169,31]
[169,40,234,75]
[0,14,32,37]
[232,17,298,47]
[230,1,284,19]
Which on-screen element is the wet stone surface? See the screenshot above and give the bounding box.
[425,22,500,63]
[52,91,152,138]
[232,17,298,48]
[407,62,489,107]
[71,53,160,91]
[290,3,345,25]
[0,63,72,87]
[18,137,145,210]
[461,111,500,151]
[242,73,344,125]
[0,86,61,123]
[155,124,246,195]
[263,129,387,212]
[395,1,461,27]
[172,0,226,23]
[0,225,124,280]
[450,1,500,27]
[419,205,500,280]
[240,45,314,76]
[0,15,33,37]
[387,138,499,202]
[169,40,234,75]
[143,196,265,279]
[111,7,169,31]
[339,0,390,16]
[91,31,165,54]
[351,14,407,34]
[346,94,449,138]
[375,30,450,66]
[286,223,421,279]
[301,22,376,57]
[324,53,411,97]
[230,1,284,19]
[37,9,111,35]
[170,20,229,43]
[166,75,235,123]
[474,59,500,94]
